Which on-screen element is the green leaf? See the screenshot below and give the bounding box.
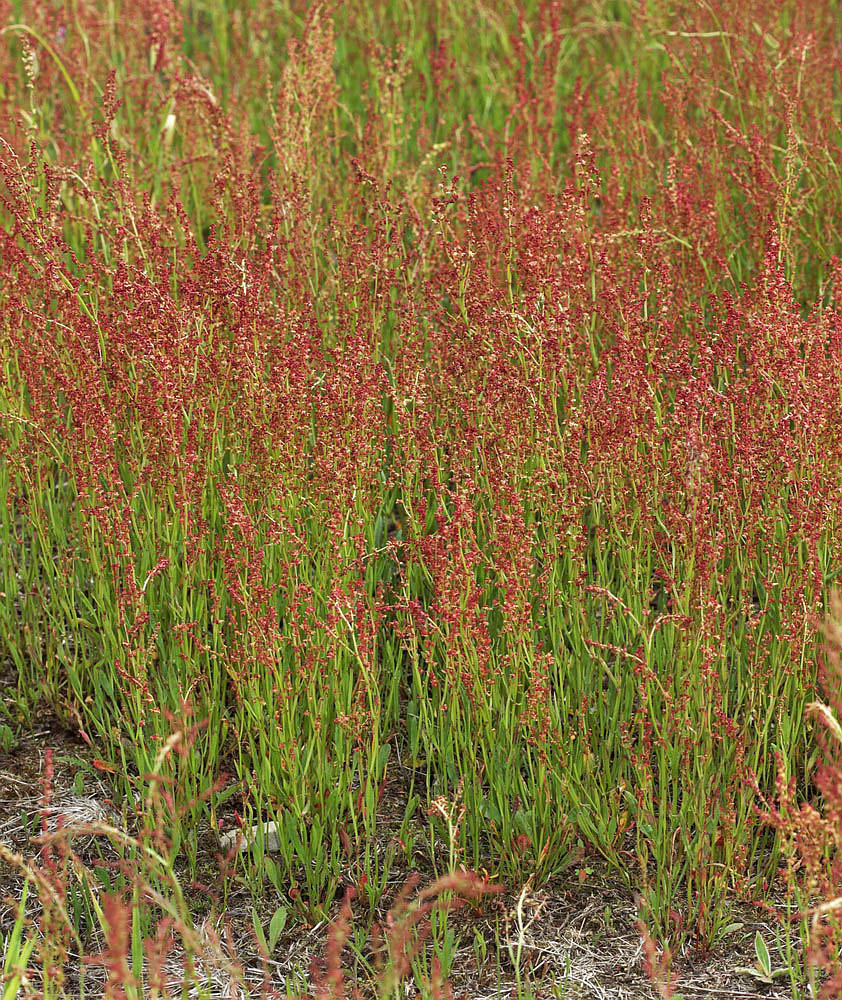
[131,890,144,994]
[268,907,288,952]
[514,808,532,834]
[480,799,502,825]
[251,907,269,955]
[2,880,30,976]
[754,931,771,978]
[264,857,283,895]
[734,965,771,984]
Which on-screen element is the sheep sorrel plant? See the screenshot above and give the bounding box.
[3,0,842,993]
[753,589,842,999]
